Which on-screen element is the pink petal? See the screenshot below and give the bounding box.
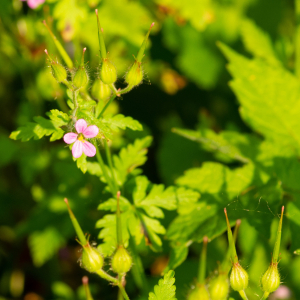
[82,141,96,157]
[75,119,87,134]
[72,140,83,158]
[82,125,99,138]
[63,132,78,144]
[27,0,44,8]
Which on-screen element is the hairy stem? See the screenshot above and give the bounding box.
[98,94,116,118]
[239,290,249,300]
[104,140,118,193]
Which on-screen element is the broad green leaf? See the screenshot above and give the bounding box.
[10,110,69,142]
[28,227,65,267]
[102,114,143,132]
[163,244,189,273]
[219,42,300,151]
[74,153,87,174]
[113,136,153,185]
[241,19,280,66]
[175,187,200,215]
[148,270,177,300]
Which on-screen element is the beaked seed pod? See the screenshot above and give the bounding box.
[125,61,143,87]
[209,273,229,300]
[111,246,132,274]
[82,244,104,273]
[188,284,210,300]
[45,50,67,83]
[73,67,88,89]
[91,78,111,101]
[230,263,249,292]
[100,59,117,84]
[261,263,280,293]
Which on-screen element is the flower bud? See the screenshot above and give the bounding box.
[111,245,132,274]
[45,50,67,83]
[188,284,210,300]
[125,61,143,87]
[73,48,89,89]
[91,78,111,101]
[208,274,229,300]
[82,243,104,273]
[230,263,248,292]
[261,263,280,294]
[100,59,117,84]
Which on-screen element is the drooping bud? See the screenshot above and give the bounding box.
[91,78,111,101]
[111,245,132,274]
[100,59,117,84]
[208,274,229,300]
[230,262,249,292]
[188,284,210,300]
[82,243,104,273]
[125,61,143,87]
[261,263,280,296]
[73,48,89,89]
[45,49,67,83]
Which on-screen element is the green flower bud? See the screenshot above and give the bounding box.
[261,263,280,294]
[100,59,117,84]
[73,67,88,89]
[111,246,132,274]
[125,61,143,87]
[91,78,111,101]
[188,284,210,300]
[230,263,248,292]
[82,243,104,273]
[45,50,67,83]
[208,274,229,300]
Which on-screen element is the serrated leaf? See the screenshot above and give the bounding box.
[148,270,177,300]
[28,227,65,267]
[114,136,153,185]
[102,114,143,132]
[47,109,70,127]
[175,187,200,215]
[241,19,280,66]
[219,42,300,151]
[98,196,131,211]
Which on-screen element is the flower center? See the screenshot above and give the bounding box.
[78,133,85,142]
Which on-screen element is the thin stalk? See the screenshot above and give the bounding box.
[261,291,269,300]
[239,290,249,300]
[295,0,300,78]
[93,142,115,194]
[119,84,134,95]
[96,269,118,284]
[118,276,123,300]
[104,139,118,193]
[98,94,116,118]
[272,206,284,264]
[82,276,94,300]
[197,236,208,284]
[116,191,123,246]
[72,89,79,121]
[43,20,73,69]
[118,284,130,300]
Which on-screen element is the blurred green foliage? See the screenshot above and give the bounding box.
[0,0,299,299]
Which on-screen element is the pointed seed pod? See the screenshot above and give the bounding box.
[208,274,229,300]
[100,59,117,84]
[188,284,210,300]
[111,245,132,274]
[91,78,111,101]
[261,263,280,294]
[73,48,89,89]
[125,61,143,87]
[45,49,67,83]
[82,243,104,273]
[230,262,249,292]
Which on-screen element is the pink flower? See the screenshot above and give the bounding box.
[63,119,99,159]
[20,0,45,9]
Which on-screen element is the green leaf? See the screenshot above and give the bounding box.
[10,110,69,142]
[74,153,87,174]
[175,187,200,215]
[28,227,65,267]
[241,19,280,66]
[114,136,153,185]
[163,244,189,273]
[52,281,75,299]
[219,42,300,151]
[102,114,143,132]
[148,270,177,300]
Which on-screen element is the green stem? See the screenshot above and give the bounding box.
[119,84,134,95]
[98,93,116,118]
[94,142,115,195]
[104,140,118,193]
[72,89,79,121]
[118,284,130,300]
[239,290,249,300]
[261,291,269,300]
[116,191,123,246]
[272,206,284,264]
[296,0,300,78]
[198,236,208,284]
[96,269,118,284]
[118,276,124,300]
[82,276,94,300]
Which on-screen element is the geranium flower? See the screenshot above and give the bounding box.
[20,0,45,9]
[63,119,99,158]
